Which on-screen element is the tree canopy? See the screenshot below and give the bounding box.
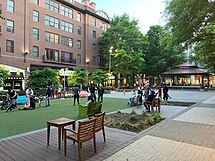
[165,0,215,68]
[67,68,88,87]
[144,25,185,77]
[0,69,8,88]
[27,67,60,89]
[90,69,108,85]
[99,13,146,84]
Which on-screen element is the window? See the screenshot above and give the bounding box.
[6,40,14,53]
[7,0,14,13]
[33,28,39,40]
[77,40,81,49]
[61,6,73,18]
[33,10,39,22]
[45,48,59,62]
[100,21,107,30]
[45,32,59,44]
[93,30,96,39]
[92,43,96,50]
[77,54,81,63]
[61,21,73,33]
[77,13,81,22]
[6,19,14,33]
[77,26,81,35]
[45,15,59,28]
[45,0,59,13]
[33,46,39,57]
[64,0,73,3]
[61,51,73,63]
[92,18,96,26]
[92,56,96,65]
[61,36,73,47]
[33,0,39,5]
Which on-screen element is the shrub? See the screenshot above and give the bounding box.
[146,117,155,125]
[142,110,147,117]
[120,120,138,131]
[117,110,122,113]
[130,115,137,121]
[109,117,116,128]
[151,113,161,122]
[130,109,136,115]
[139,120,148,126]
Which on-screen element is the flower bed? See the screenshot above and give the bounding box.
[105,110,164,133]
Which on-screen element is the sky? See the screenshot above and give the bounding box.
[77,0,166,34]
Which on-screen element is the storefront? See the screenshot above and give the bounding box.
[0,65,25,91]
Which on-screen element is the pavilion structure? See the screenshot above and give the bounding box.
[161,63,214,87]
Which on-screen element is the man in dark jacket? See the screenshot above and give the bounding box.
[89,84,96,102]
[97,85,105,102]
[73,85,80,106]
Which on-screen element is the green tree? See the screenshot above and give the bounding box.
[27,67,60,89]
[67,68,88,87]
[99,13,146,86]
[90,69,108,85]
[0,69,8,88]
[165,0,215,68]
[144,25,185,83]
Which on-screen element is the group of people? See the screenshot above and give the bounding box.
[73,84,105,106]
[129,82,171,111]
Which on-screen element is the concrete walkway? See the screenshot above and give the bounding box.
[88,91,215,161]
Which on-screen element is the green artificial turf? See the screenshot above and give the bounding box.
[0,97,130,138]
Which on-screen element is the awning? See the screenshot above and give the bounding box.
[6,72,24,80]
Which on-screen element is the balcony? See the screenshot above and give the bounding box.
[43,55,76,65]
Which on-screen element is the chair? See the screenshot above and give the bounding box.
[151,98,161,113]
[63,118,96,161]
[92,112,106,142]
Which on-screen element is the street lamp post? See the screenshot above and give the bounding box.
[60,68,68,97]
[109,46,114,88]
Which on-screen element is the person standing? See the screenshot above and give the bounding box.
[51,85,55,98]
[45,86,52,106]
[163,84,169,101]
[26,87,33,107]
[73,85,80,106]
[89,84,96,102]
[97,85,105,102]
[137,87,143,104]
[57,86,61,98]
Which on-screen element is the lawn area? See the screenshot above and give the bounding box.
[0,97,129,138]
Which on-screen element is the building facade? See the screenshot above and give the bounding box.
[0,0,109,90]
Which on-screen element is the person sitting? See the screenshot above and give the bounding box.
[143,90,157,112]
[84,95,95,107]
[19,97,36,110]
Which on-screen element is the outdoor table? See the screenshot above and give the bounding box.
[47,118,75,150]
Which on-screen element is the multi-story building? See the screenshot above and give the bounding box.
[0,0,110,90]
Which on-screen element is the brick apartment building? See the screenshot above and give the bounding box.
[0,0,110,90]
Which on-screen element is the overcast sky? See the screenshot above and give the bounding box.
[77,0,166,34]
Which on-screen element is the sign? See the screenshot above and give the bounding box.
[59,69,74,76]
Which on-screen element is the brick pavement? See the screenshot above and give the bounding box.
[88,93,215,161]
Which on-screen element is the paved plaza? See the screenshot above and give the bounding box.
[88,90,215,161]
[0,90,214,161]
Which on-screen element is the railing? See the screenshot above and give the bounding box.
[43,55,76,65]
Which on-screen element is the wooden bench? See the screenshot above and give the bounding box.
[78,101,102,118]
